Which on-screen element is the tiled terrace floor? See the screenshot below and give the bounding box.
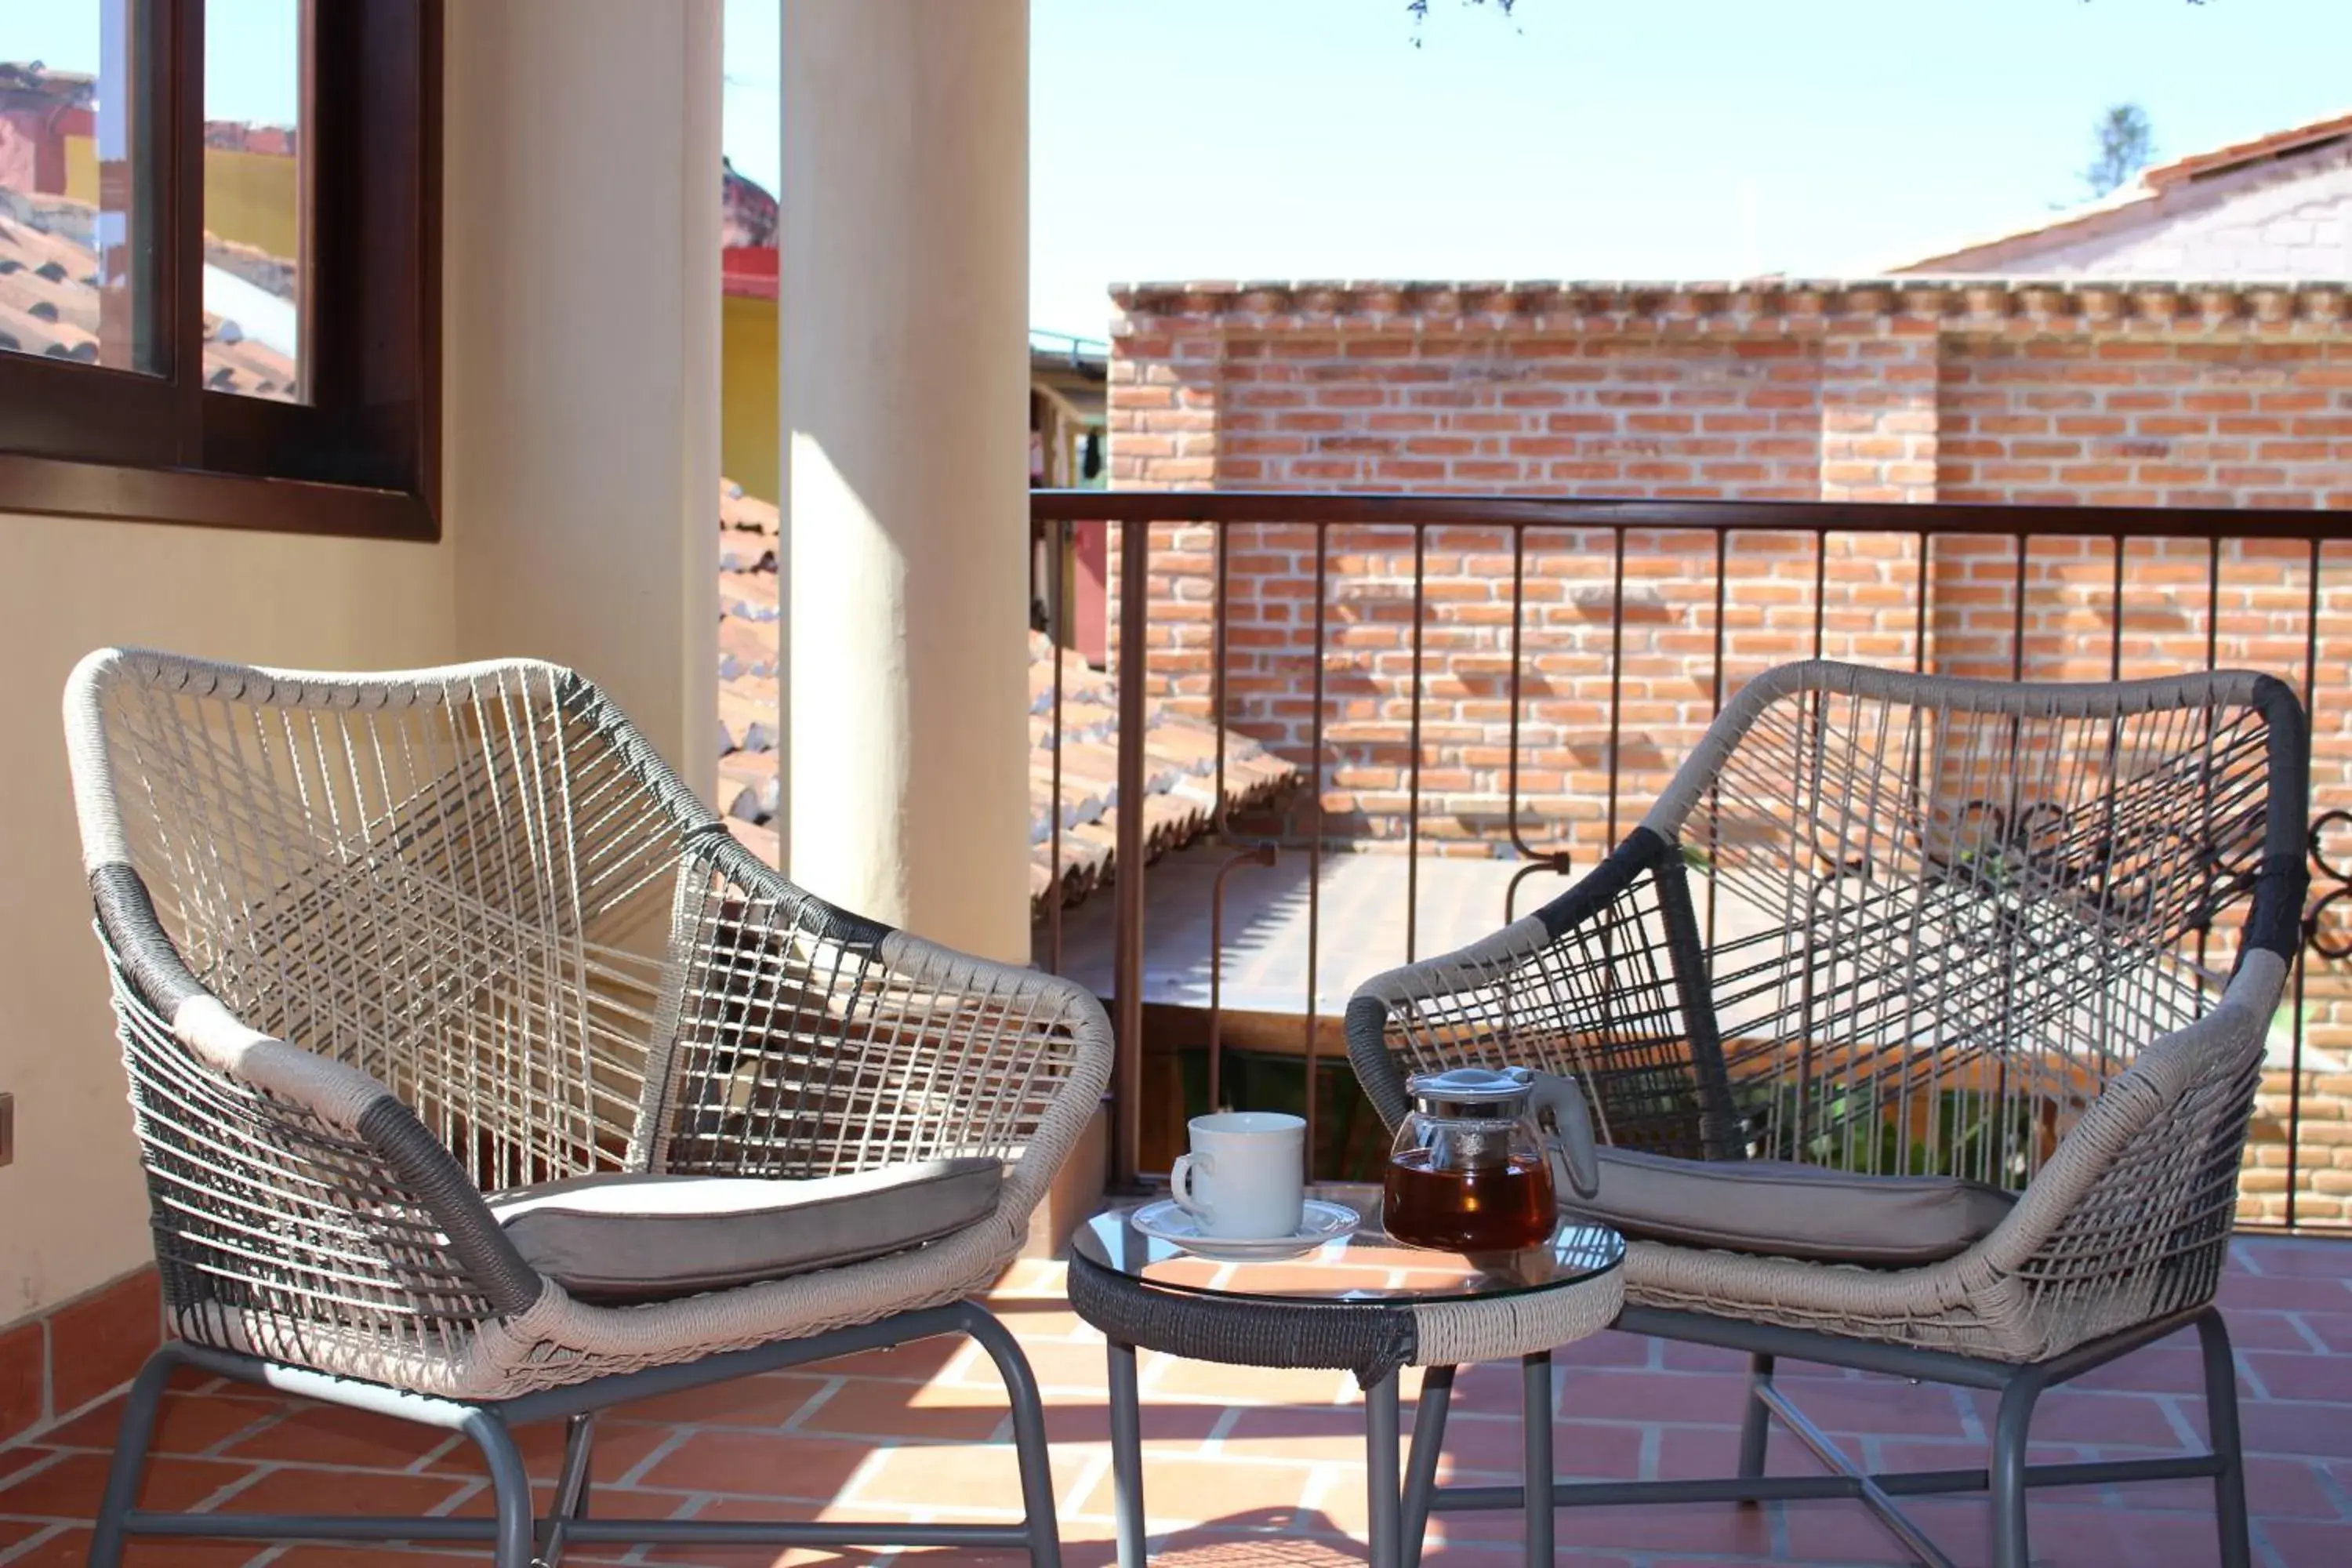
[3,1237,2350,1568]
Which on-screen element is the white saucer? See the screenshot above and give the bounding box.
[1127,1198,1362,1261]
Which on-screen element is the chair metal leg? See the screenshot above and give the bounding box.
[956,1300,1064,1568]
[1522,1352,1554,1568]
[1737,1350,1775,1489]
[1106,1339,1145,1568]
[1988,1373,2044,1568]
[1365,1371,1404,1568]
[461,1410,535,1568]
[1401,1364,1454,1568]
[87,1345,180,1568]
[2197,1310,2252,1568]
[536,1411,597,1568]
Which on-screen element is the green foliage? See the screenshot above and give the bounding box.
[1743,1083,2044,1188]
[2082,103,2156,198]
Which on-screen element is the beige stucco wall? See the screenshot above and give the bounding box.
[0,521,458,1323]
[0,0,720,1325]
[445,0,720,786]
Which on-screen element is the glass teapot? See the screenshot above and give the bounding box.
[1382,1065,1601,1253]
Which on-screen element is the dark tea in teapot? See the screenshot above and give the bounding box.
[1383,1147,1556,1253]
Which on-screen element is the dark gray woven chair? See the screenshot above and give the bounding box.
[65,649,1114,1568]
[1348,660,2308,1568]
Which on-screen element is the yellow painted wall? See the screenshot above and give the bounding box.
[721,291,779,501]
[62,136,300,260]
[203,146,301,260]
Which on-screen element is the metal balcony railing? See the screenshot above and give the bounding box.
[1029,491,2351,1232]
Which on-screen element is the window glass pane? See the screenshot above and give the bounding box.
[0,1,159,374]
[203,0,302,401]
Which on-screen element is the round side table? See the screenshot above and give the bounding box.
[1069,1198,1626,1568]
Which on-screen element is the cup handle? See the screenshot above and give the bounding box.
[1170,1152,1214,1223]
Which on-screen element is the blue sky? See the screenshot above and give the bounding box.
[16,2,2349,343]
[1,0,298,125]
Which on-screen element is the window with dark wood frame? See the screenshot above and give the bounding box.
[0,0,439,540]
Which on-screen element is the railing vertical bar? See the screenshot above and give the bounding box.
[1047,520,1068,974]
[2107,534,2125,684]
[2199,535,2222,977]
[1605,527,1628,851]
[1507,526,1534,862]
[1207,520,1233,1119]
[1912,530,1929,675]
[1213,521,1231,842]
[1407,522,1426,963]
[2009,531,2027,684]
[1706,529,1727,953]
[1304,524,1330,1178]
[2288,537,2322,1231]
[1111,515,1152,1191]
[1812,527,1828,661]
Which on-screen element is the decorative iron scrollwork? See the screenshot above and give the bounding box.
[2308,809,2351,962]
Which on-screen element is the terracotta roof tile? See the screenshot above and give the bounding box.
[710,478,1303,913]
[0,201,294,393]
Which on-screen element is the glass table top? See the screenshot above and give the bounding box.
[1072,1186,1624,1307]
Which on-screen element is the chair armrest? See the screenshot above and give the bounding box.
[1345,829,1736,1159]
[93,863,546,1323]
[643,833,1116,1223]
[1974,948,2285,1286]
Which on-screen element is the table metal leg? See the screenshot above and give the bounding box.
[1401,1364,1454,1568]
[1523,1351,1554,1568]
[1107,1340,1145,1568]
[1365,1371,1404,1568]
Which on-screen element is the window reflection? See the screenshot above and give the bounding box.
[0,2,158,374]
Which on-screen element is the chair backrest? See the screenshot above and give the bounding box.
[66,650,706,1192]
[1639,661,2307,1188]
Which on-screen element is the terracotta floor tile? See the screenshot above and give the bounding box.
[42,1391,285,1458]
[632,1429,873,1501]
[791,1371,1014,1443]
[851,1434,1097,1512]
[0,1450,253,1519]
[201,1465,474,1519]
[46,1272,162,1421]
[1038,1393,1224,1449]
[215,1404,441,1472]
[609,1370,832,1428]
[0,1530,260,1568]
[1072,1450,1319,1532]
[2259,1515,2352,1566]
[1146,1358,1349,1406]
[948,1337,1111,1394]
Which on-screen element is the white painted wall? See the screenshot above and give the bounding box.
[0,0,721,1324]
[1916,145,2352,279]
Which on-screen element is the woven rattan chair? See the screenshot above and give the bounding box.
[1348,660,2307,1568]
[64,649,1114,1568]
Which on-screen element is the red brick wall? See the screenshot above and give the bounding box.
[1106,281,2352,1222]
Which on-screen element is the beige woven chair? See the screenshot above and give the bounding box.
[65,649,1113,1568]
[1348,660,2308,1568]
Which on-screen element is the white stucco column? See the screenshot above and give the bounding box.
[779,0,1031,964]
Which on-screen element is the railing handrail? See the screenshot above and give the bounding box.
[1031,488,2352,539]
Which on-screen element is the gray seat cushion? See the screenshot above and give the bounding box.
[1562,1147,2016,1269]
[491,1156,1004,1303]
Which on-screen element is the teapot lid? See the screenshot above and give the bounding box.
[1406,1065,1535,1120]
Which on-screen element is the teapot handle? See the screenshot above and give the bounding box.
[1529,1073,1601,1200]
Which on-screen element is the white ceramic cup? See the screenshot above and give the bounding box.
[1167,1111,1306,1240]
